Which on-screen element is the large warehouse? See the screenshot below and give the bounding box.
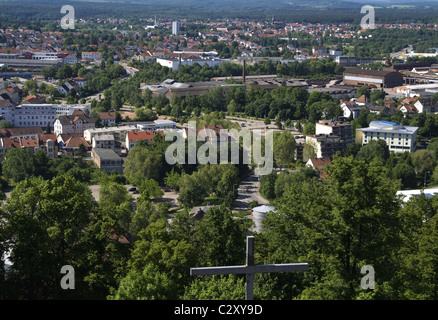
[343,68,404,88]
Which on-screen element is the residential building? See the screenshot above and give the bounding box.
[172,21,180,35]
[355,94,370,107]
[414,98,438,113]
[329,47,342,56]
[98,111,117,127]
[355,121,419,153]
[305,134,347,160]
[0,133,58,161]
[0,86,22,104]
[64,53,78,64]
[306,157,332,179]
[0,126,44,139]
[340,101,362,119]
[54,110,95,136]
[60,136,91,158]
[81,52,101,60]
[312,46,327,54]
[58,80,79,95]
[92,148,124,174]
[315,119,354,145]
[92,134,121,155]
[24,94,47,104]
[84,125,138,145]
[397,104,418,115]
[126,130,155,150]
[38,133,58,159]
[72,77,87,88]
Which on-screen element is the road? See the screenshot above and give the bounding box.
[233,172,268,211]
[390,45,413,59]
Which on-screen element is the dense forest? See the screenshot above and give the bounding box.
[3,0,438,24]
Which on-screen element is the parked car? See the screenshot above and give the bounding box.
[128,187,137,192]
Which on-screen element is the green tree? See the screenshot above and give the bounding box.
[164,168,180,191]
[193,206,246,267]
[411,149,436,175]
[138,179,164,202]
[183,275,245,300]
[0,121,11,128]
[2,148,35,184]
[303,140,317,162]
[261,156,402,300]
[355,139,390,164]
[216,167,240,199]
[110,263,177,300]
[123,147,166,185]
[273,131,296,168]
[392,163,418,189]
[259,171,278,200]
[1,175,94,299]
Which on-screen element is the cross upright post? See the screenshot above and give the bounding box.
[246,236,255,300]
[190,236,309,300]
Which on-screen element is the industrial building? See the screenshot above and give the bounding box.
[343,68,404,88]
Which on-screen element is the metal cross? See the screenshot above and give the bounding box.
[190,236,309,300]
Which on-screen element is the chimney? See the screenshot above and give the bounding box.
[242,60,246,85]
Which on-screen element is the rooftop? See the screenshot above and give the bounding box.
[358,121,419,134]
[93,148,122,160]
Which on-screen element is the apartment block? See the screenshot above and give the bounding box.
[355,121,418,153]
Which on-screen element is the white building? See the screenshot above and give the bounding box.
[0,103,90,128]
[81,52,101,60]
[172,21,180,35]
[31,52,62,61]
[156,57,231,71]
[154,119,177,129]
[84,125,138,144]
[340,101,361,119]
[355,121,419,153]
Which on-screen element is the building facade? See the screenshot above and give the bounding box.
[355,121,419,153]
[343,69,404,88]
[92,148,124,174]
[316,119,354,145]
[0,103,90,128]
[172,21,180,35]
[54,110,95,136]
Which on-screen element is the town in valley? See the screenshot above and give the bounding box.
[1,0,438,303]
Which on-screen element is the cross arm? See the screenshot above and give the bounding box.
[190,263,309,276]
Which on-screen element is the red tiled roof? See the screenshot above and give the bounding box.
[98,112,116,120]
[64,136,91,148]
[20,137,39,148]
[127,130,154,143]
[1,138,21,149]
